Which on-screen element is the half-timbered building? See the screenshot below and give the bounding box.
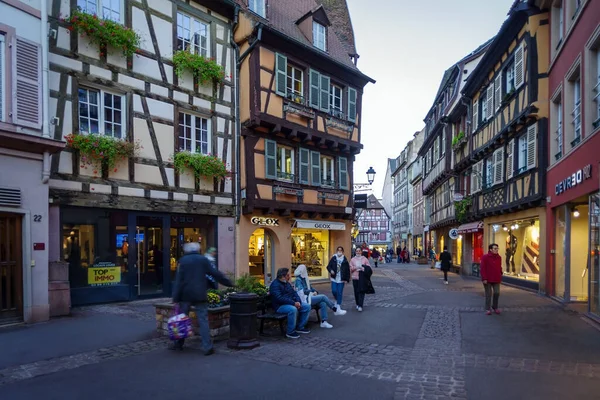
[354,195,391,254]
[233,0,374,283]
[46,0,237,304]
[1,0,65,324]
[460,1,549,291]
[419,42,490,266]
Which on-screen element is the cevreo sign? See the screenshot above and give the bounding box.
[555,164,592,195]
[295,219,346,230]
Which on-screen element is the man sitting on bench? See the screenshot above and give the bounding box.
[269,267,311,339]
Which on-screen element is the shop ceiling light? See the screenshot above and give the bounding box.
[502,224,508,231]
[573,207,580,218]
[514,223,519,230]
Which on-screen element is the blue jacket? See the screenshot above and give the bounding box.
[269,279,300,310]
[294,277,316,296]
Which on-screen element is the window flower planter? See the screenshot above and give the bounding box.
[173,151,229,181]
[172,51,225,85]
[452,131,467,149]
[65,133,140,171]
[62,9,141,58]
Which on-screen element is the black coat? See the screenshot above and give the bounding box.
[358,264,375,294]
[172,252,233,303]
[439,251,452,272]
[326,256,351,282]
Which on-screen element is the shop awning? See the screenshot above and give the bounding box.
[457,221,484,233]
[294,219,346,230]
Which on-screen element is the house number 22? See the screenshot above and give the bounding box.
[33,215,42,222]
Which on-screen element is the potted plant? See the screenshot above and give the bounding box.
[172,50,225,85]
[173,151,229,183]
[452,131,466,149]
[65,133,141,174]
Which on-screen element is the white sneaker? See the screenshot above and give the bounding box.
[334,308,347,316]
[357,307,363,312]
[444,281,449,285]
[320,321,333,329]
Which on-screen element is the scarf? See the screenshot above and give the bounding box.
[294,264,311,291]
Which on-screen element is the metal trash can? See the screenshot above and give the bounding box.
[227,292,260,349]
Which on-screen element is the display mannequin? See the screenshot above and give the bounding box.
[505,231,517,274]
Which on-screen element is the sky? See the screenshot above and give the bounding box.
[347,0,515,197]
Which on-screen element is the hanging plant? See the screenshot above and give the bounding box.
[452,131,466,148]
[173,151,229,180]
[454,197,472,223]
[172,50,225,85]
[62,9,141,58]
[66,133,141,170]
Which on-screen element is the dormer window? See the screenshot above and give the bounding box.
[313,21,327,51]
[249,0,266,18]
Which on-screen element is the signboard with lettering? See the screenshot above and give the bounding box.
[295,219,346,230]
[88,262,121,286]
[354,194,368,208]
[251,217,280,226]
[555,164,592,195]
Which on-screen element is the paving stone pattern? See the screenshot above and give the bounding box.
[374,302,560,313]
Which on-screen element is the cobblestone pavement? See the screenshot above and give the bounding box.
[2,264,600,399]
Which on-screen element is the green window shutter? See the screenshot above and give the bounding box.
[299,148,310,184]
[275,53,287,97]
[310,151,321,186]
[265,139,277,179]
[348,87,357,122]
[309,69,320,109]
[338,156,348,189]
[319,74,330,112]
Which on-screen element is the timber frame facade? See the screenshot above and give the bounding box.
[234,0,374,281]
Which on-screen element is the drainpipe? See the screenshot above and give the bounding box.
[41,0,51,183]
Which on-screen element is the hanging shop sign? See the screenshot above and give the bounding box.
[295,219,346,230]
[354,194,368,208]
[88,262,121,286]
[251,217,280,226]
[449,228,460,240]
[555,164,592,196]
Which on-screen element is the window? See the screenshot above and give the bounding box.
[176,12,209,57]
[248,0,266,18]
[286,64,303,101]
[518,135,527,173]
[572,78,581,145]
[481,91,488,121]
[558,3,564,43]
[321,155,334,186]
[77,0,122,22]
[178,112,210,154]
[330,84,343,118]
[78,88,124,138]
[313,21,326,51]
[556,99,563,159]
[277,146,294,180]
[593,49,600,128]
[505,61,515,94]
[517,123,537,173]
[0,34,4,122]
[485,156,494,189]
[472,99,479,133]
[441,132,446,155]
[471,160,483,193]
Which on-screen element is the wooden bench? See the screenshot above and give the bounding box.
[257,295,321,336]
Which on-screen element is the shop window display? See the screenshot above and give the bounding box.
[63,224,96,288]
[590,193,600,315]
[555,207,567,298]
[291,229,329,279]
[248,229,273,284]
[490,219,540,282]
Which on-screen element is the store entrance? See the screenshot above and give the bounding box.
[249,229,274,285]
[134,216,164,296]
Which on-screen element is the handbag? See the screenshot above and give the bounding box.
[167,305,193,340]
[435,261,441,269]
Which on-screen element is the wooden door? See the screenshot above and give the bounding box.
[0,213,23,324]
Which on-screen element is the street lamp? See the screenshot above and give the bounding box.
[366,166,376,185]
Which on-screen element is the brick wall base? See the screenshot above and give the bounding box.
[155,303,230,340]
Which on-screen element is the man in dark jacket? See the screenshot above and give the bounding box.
[172,242,233,354]
[269,267,311,339]
[439,246,452,285]
[480,243,503,315]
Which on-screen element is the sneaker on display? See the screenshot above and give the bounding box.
[320,321,333,329]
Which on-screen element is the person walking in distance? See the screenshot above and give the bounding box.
[371,247,380,268]
[439,246,452,285]
[350,247,369,311]
[480,243,503,315]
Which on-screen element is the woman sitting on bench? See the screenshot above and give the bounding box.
[294,264,347,329]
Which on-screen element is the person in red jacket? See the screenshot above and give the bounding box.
[480,243,503,315]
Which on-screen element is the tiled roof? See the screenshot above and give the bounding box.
[366,194,385,210]
[313,0,357,55]
[235,0,357,70]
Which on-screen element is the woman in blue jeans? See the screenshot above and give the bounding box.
[326,246,351,312]
[295,264,346,329]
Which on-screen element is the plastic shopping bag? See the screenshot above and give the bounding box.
[167,307,193,340]
[435,261,441,270]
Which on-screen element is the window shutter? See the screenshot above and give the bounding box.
[264,139,277,179]
[309,69,320,108]
[472,100,478,133]
[338,156,348,189]
[319,74,330,112]
[12,37,42,128]
[486,85,494,120]
[470,165,476,194]
[299,148,310,184]
[494,74,502,111]
[348,87,357,122]
[507,139,514,179]
[441,132,446,155]
[275,53,287,97]
[494,149,504,184]
[310,151,321,186]
[487,158,494,188]
[527,122,537,169]
[514,42,524,89]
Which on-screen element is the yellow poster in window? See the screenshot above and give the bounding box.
[88,262,121,286]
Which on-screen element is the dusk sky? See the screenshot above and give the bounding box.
[348,0,516,197]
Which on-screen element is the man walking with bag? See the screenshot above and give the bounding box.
[480,243,503,315]
[172,242,234,354]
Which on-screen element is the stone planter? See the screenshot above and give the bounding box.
[154,303,230,340]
